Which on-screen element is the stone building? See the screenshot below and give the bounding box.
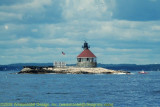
[77,41,97,67]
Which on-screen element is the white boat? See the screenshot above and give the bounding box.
[138,70,148,74]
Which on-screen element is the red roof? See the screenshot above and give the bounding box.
[77,49,96,58]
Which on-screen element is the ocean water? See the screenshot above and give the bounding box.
[0,71,160,107]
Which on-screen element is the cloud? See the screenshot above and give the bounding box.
[0,12,23,23]
[31,29,38,32]
[113,0,160,21]
[0,0,32,6]
[1,19,160,64]
[152,25,160,31]
[150,0,157,2]
[0,0,160,64]
[62,0,115,21]
[4,25,8,30]
[0,0,63,24]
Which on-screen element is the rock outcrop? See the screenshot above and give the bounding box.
[18,67,130,74]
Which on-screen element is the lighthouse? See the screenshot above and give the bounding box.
[77,41,97,67]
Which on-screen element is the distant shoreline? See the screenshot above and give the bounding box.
[1,63,160,71]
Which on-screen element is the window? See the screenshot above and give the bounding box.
[82,58,87,61]
[77,58,81,62]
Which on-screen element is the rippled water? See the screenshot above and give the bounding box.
[0,71,160,107]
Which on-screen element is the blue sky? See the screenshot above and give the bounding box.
[0,0,160,64]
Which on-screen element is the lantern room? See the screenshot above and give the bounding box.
[77,41,97,67]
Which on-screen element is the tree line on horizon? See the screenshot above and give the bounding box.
[0,63,160,71]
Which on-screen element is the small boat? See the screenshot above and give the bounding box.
[138,70,148,74]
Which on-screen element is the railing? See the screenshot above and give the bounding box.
[54,62,66,68]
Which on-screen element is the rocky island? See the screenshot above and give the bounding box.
[18,41,130,74]
[18,66,130,74]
